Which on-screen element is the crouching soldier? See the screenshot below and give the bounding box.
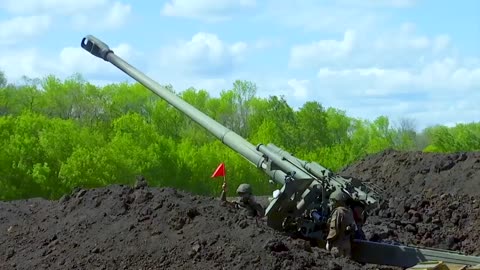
[220,182,264,218]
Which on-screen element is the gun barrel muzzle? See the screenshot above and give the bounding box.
[81,35,113,61]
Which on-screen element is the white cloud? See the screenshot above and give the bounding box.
[317,58,480,95]
[372,23,447,52]
[0,15,52,45]
[0,43,137,83]
[71,2,132,30]
[261,0,382,33]
[375,94,480,130]
[161,0,256,21]
[104,2,132,28]
[290,23,453,70]
[0,49,51,80]
[290,30,356,68]
[294,88,480,131]
[311,58,480,130]
[284,18,478,130]
[0,0,131,31]
[317,67,413,96]
[0,0,109,15]
[156,32,248,76]
[260,0,421,41]
[287,79,310,98]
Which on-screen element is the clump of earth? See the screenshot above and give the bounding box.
[1,149,479,269]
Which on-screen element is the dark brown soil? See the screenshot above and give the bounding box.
[340,149,480,197]
[340,149,480,256]
[1,149,479,269]
[0,186,396,270]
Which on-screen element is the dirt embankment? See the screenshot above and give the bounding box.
[340,149,480,197]
[0,149,479,269]
[340,149,480,255]
[0,185,398,270]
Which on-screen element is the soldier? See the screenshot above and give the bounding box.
[220,182,265,218]
[326,189,357,258]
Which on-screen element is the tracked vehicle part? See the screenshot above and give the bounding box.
[81,35,480,268]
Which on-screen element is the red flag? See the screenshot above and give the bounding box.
[211,163,225,178]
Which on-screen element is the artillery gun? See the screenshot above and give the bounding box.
[81,35,480,269]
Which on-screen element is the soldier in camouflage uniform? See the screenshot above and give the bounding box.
[326,189,357,258]
[220,182,264,218]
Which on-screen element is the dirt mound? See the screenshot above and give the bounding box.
[362,193,480,255]
[1,149,479,269]
[0,185,397,270]
[340,149,480,197]
[340,149,480,255]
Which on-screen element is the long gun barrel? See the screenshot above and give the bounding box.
[80,36,264,169]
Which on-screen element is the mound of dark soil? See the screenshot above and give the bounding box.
[340,149,480,255]
[1,149,479,269]
[340,149,480,197]
[364,193,480,255]
[0,185,397,270]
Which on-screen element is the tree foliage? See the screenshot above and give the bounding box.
[0,71,478,201]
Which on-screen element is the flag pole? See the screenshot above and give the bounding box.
[223,174,226,191]
[223,151,227,196]
[223,164,227,197]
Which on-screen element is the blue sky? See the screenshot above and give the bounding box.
[0,0,479,130]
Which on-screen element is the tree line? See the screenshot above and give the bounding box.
[0,71,479,201]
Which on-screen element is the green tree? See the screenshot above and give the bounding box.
[367,116,395,153]
[250,96,296,150]
[41,74,86,119]
[295,101,328,149]
[324,108,351,146]
[0,112,64,199]
[231,80,257,137]
[423,125,455,152]
[393,117,417,150]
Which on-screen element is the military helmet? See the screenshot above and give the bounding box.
[236,183,252,195]
[329,189,350,202]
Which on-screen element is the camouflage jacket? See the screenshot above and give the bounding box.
[326,206,356,243]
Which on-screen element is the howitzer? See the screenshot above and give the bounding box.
[81,35,480,269]
[79,34,380,240]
